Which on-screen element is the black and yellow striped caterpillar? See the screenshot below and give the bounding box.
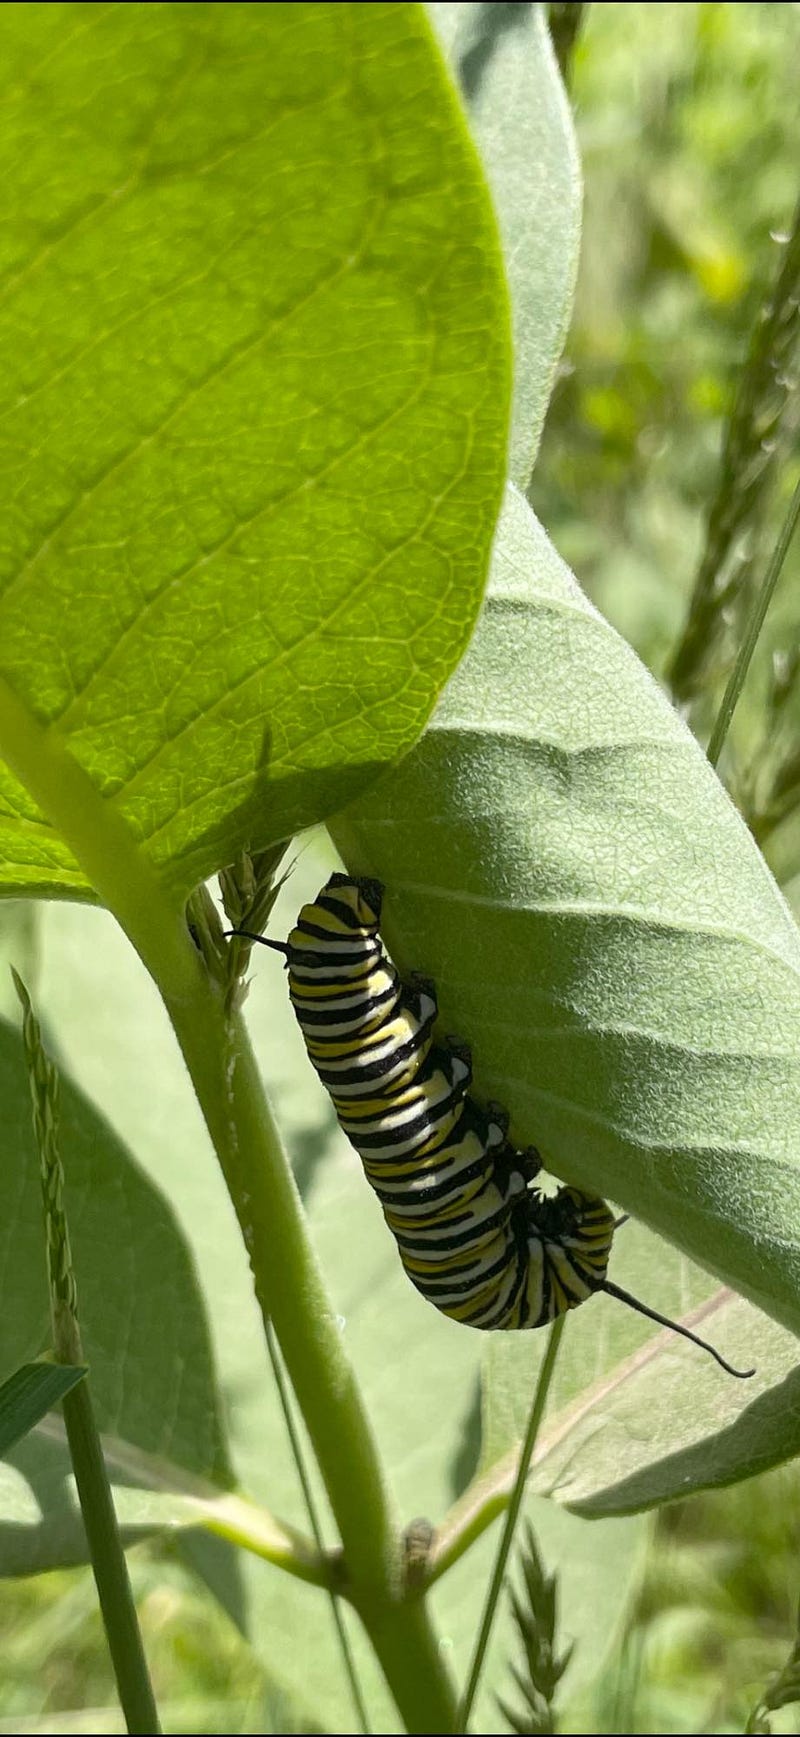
[236,872,752,1375]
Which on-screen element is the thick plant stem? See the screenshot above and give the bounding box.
[360,1595,459,1737]
[164,978,455,1730]
[165,973,460,1729]
[167,982,395,1590]
[0,681,458,1733]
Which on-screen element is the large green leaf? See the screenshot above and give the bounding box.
[0,1,510,901]
[429,1,581,486]
[332,482,800,1348]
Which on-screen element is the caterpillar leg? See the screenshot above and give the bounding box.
[518,1143,542,1183]
[407,969,437,1001]
[485,1099,510,1134]
[492,1142,531,1201]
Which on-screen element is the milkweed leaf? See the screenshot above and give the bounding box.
[334,482,800,1340]
[0,2,510,901]
[430,0,581,486]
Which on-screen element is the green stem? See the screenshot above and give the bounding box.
[167,983,457,1730]
[456,1318,566,1734]
[169,988,395,1587]
[0,679,457,1733]
[14,968,160,1735]
[360,1595,458,1736]
[706,473,800,768]
[165,996,459,1730]
[180,1494,331,1589]
[62,1378,162,1735]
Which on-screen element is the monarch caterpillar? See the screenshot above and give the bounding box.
[234,873,753,1377]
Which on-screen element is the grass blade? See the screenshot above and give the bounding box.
[706,472,800,768]
[669,193,800,706]
[0,1360,86,1457]
[13,969,161,1736]
[457,1317,566,1733]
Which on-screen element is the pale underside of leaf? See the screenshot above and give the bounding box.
[332,483,800,1340]
[429,0,581,487]
[439,1287,800,1537]
[533,1291,800,1517]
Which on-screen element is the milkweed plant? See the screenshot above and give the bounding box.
[0,5,799,1734]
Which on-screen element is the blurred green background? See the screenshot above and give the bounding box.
[3,4,800,1732]
[534,0,800,681]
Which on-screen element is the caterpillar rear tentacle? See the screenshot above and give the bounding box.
[600,1279,754,1379]
[229,875,753,1378]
